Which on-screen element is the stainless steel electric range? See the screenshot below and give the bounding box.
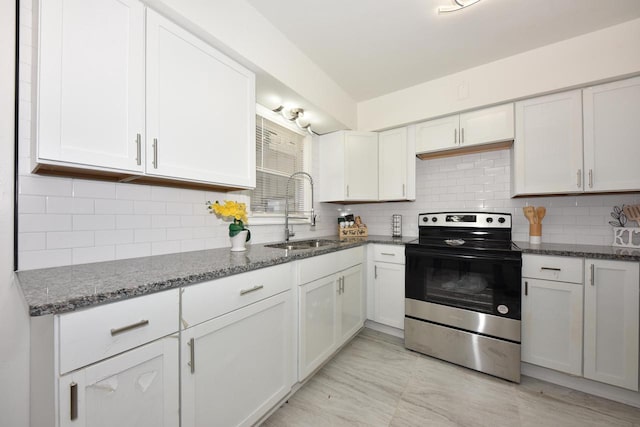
[404,212,522,383]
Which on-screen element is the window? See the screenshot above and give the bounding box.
[248,111,310,221]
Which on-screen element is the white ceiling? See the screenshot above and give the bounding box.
[247,0,640,103]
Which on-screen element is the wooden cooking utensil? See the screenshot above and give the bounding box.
[523,206,535,224]
[623,205,640,226]
[536,206,546,223]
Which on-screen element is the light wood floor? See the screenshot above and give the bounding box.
[263,328,640,427]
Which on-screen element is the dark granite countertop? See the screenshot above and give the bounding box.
[515,241,640,262]
[16,235,415,317]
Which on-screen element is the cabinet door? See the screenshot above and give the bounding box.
[146,10,255,188]
[583,76,640,192]
[339,264,364,345]
[512,91,583,196]
[344,132,378,200]
[59,336,179,427]
[584,260,639,391]
[181,292,293,427]
[415,115,459,154]
[378,128,408,200]
[373,262,405,330]
[521,278,583,375]
[459,104,514,148]
[37,0,145,172]
[299,275,339,380]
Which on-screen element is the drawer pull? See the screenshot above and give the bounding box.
[590,264,595,286]
[188,338,195,374]
[380,252,396,256]
[524,281,528,296]
[240,285,264,296]
[110,319,149,336]
[70,382,78,420]
[540,267,561,272]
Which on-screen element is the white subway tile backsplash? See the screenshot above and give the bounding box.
[151,186,182,202]
[73,214,115,231]
[166,202,193,215]
[72,246,115,264]
[116,214,151,230]
[94,199,134,215]
[19,249,72,270]
[73,180,116,199]
[95,230,134,246]
[19,233,45,251]
[116,183,151,201]
[116,243,151,260]
[151,240,181,256]
[134,200,166,215]
[134,228,166,243]
[152,215,181,228]
[181,239,205,252]
[46,231,94,249]
[46,196,94,214]
[18,195,45,213]
[20,175,72,196]
[20,214,71,232]
[166,227,193,241]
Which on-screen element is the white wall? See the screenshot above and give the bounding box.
[0,0,30,426]
[346,150,640,246]
[357,18,640,131]
[147,0,357,131]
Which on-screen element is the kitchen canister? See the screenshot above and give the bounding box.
[392,214,402,237]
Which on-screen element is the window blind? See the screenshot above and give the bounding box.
[250,116,306,215]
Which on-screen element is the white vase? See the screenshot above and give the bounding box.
[230,230,249,252]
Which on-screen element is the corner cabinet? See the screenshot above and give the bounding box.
[298,248,364,380]
[415,103,514,157]
[319,131,378,202]
[583,259,639,391]
[35,0,256,190]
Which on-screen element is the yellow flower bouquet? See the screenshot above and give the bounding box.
[207,200,251,242]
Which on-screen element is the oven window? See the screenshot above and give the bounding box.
[406,249,521,319]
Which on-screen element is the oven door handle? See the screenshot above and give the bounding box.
[405,247,521,263]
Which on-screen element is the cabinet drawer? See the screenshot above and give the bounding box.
[181,263,293,328]
[58,289,179,374]
[298,247,364,284]
[522,254,583,283]
[373,245,405,264]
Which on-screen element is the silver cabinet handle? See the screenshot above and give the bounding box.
[70,382,78,420]
[590,264,595,286]
[454,128,457,145]
[110,319,149,336]
[136,133,142,166]
[588,169,593,188]
[240,285,264,296]
[524,281,528,296]
[152,138,158,169]
[402,184,405,197]
[461,127,465,144]
[577,169,581,188]
[341,277,345,294]
[380,252,396,256]
[188,338,195,374]
[541,267,561,272]
[374,265,378,279]
[337,277,341,295]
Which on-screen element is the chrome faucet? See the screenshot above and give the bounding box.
[285,171,316,241]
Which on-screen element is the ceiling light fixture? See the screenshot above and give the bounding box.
[272,105,317,135]
[438,0,482,13]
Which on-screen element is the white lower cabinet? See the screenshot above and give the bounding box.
[371,245,406,330]
[521,278,583,376]
[583,259,639,391]
[58,336,179,427]
[181,291,294,427]
[298,251,364,381]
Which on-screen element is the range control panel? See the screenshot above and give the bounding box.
[418,212,512,228]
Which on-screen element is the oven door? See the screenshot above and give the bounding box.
[405,245,521,320]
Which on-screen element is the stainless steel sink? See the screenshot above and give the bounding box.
[265,239,338,251]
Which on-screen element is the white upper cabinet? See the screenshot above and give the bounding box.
[512,90,583,196]
[35,1,255,189]
[583,76,640,193]
[415,103,514,156]
[319,131,378,202]
[146,10,255,188]
[37,0,146,173]
[378,127,415,201]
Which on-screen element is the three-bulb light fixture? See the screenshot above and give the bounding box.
[272,105,316,135]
